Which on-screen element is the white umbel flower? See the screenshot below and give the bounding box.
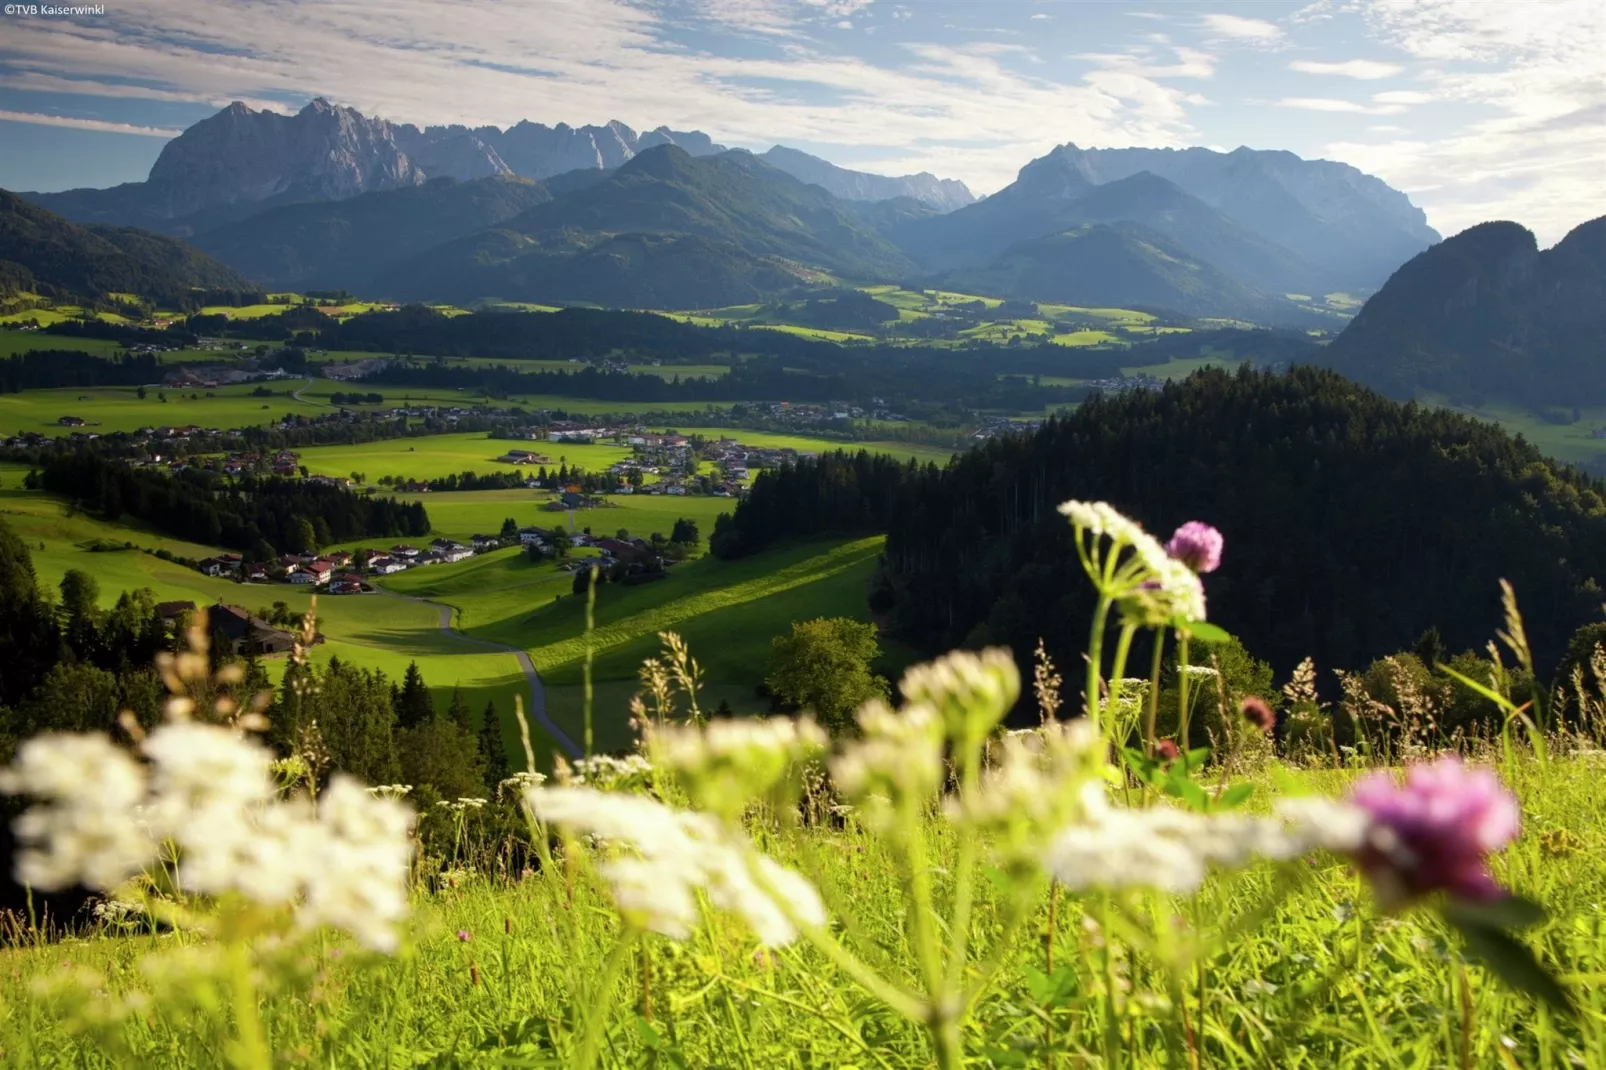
[299,776,414,953]
[0,734,152,891]
[1045,791,1370,894]
[648,716,827,816]
[527,785,826,945]
[2,723,416,953]
[1058,499,1207,623]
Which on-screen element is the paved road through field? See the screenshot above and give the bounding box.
[371,587,582,759]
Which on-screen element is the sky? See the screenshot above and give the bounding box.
[0,0,1600,244]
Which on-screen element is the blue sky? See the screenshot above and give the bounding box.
[0,0,1599,243]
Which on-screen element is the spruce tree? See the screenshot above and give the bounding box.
[396,661,435,729]
[478,699,510,786]
[447,686,473,732]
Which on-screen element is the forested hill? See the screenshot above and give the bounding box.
[884,365,1606,675]
[726,366,1606,679]
[1322,214,1606,407]
[0,190,253,303]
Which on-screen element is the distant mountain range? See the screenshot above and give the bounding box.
[943,221,1307,324]
[1324,214,1606,406]
[8,99,1446,322]
[758,146,974,212]
[24,98,973,231]
[0,190,251,304]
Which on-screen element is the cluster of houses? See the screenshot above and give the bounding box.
[970,416,1046,441]
[1080,374,1164,394]
[198,537,487,589]
[163,364,295,389]
[12,422,245,447]
[199,548,364,593]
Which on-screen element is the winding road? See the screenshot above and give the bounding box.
[371,587,581,759]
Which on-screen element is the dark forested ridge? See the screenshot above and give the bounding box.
[190,174,553,292]
[0,190,254,304]
[1324,215,1606,407]
[729,366,1606,679]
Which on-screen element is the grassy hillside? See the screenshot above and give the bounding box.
[385,535,890,752]
[0,463,545,756]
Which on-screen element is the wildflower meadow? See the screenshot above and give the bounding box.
[3,500,1604,1068]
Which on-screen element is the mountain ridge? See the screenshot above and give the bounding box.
[758,146,974,211]
[0,190,254,303]
[1322,214,1606,406]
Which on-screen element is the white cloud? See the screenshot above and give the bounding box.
[1031,13,1051,19]
[0,0,1225,197]
[1200,13,1284,44]
[1329,0,1606,243]
[1288,59,1403,79]
[1277,97,1406,115]
[1372,89,1433,105]
[0,109,181,136]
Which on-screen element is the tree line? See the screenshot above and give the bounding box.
[29,450,430,558]
[875,365,1606,683]
[721,366,1606,698]
[710,449,926,559]
[0,349,162,393]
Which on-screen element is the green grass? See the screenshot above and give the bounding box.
[377,535,888,752]
[0,382,331,436]
[294,433,635,484]
[0,468,543,754]
[669,427,955,468]
[1051,329,1121,347]
[0,331,128,358]
[2,749,1599,1067]
[1122,355,1232,379]
[329,489,733,548]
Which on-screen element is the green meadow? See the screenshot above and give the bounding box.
[0,382,330,435]
[669,427,955,467]
[0,464,546,756]
[382,535,891,753]
[294,433,635,484]
[326,489,732,547]
[0,331,127,358]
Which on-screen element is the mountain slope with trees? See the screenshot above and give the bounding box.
[189,174,552,291]
[0,190,254,303]
[1322,215,1606,406]
[942,222,1321,325]
[721,366,1606,681]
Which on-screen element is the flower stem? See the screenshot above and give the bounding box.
[1145,632,1166,758]
[1177,633,1193,750]
[576,928,638,1070]
[225,941,270,1070]
[1086,593,1114,731]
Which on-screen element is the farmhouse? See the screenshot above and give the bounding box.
[206,604,298,656]
[199,554,242,577]
[56,416,86,427]
[156,600,198,623]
